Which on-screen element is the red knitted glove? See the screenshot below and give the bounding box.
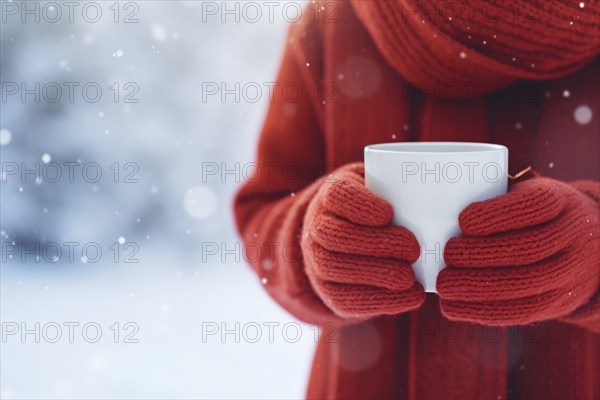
[437,176,600,326]
[301,163,425,319]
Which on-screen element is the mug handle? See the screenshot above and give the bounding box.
[509,165,536,184]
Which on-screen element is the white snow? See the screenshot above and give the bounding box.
[0,129,11,145]
[152,25,168,42]
[262,259,274,271]
[1,1,314,398]
[1,258,316,399]
[574,105,593,125]
[183,186,218,220]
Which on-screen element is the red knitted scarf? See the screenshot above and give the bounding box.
[351,0,600,96]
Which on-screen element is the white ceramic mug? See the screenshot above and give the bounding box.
[364,142,508,293]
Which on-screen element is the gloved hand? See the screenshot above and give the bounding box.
[301,163,425,319]
[437,175,600,326]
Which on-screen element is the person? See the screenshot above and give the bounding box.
[234,1,600,398]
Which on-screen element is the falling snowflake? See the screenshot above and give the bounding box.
[574,105,593,125]
[152,25,168,42]
[262,259,274,271]
[563,90,571,98]
[183,186,218,220]
[41,153,51,164]
[459,52,466,59]
[118,236,126,245]
[0,129,11,146]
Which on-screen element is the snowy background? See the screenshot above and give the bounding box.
[0,1,316,398]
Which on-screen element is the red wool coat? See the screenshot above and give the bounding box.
[235,1,600,399]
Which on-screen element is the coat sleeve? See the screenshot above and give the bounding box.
[233,18,344,325]
[558,180,600,333]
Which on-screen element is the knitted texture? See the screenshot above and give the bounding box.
[233,1,600,398]
[302,163,425,318]
[438,177,600,326]
[351,0,600,97]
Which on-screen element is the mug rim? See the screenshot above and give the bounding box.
[365,141,508,155]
